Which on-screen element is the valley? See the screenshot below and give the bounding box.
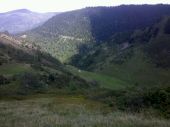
[0,4,170,127]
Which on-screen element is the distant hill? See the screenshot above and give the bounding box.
[26,4,170,62]
[0,9,57,34]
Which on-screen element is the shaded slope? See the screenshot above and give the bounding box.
[89,4,170,41]
[71,16,170,88]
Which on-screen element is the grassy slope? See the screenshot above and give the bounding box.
[71,17,170,90]
[97,48,170,88]
[0,63,36,95]
[67,65,128,90]
[0,95,169,127]
[0,63,33,75]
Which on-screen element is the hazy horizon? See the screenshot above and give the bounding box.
[0,0,169,13]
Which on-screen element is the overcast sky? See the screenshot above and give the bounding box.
[0,0,169,13]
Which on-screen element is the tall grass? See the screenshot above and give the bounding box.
[0,96,169,127]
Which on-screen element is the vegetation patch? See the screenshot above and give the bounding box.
[0,63,31,75]
[0,95,169,127]
[67,65,127,90]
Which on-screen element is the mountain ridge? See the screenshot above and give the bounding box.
[0,9,58,34]
[25,4,170,62]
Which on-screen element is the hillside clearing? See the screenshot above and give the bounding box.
[67,65,128,90]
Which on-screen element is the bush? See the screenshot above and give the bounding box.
[68,82,77,91]
[0,75,10,85]
[91,86,170,118]
[20,73,47,90]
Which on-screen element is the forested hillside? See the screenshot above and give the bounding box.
[0,33,92,96]
[68,16,170,119]
[26,4,170,62]
[71,16,170,86]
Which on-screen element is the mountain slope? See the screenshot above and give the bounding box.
[0,5,170,122]
[26,4,170,62]
[0,9,57,34]
[0,33,91,95]
[71,16,170,88]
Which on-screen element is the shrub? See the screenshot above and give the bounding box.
[0,75,10,85]
[20,72,47,90]
[91,86,170,118]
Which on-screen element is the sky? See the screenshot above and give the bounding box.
[0,0,169,13]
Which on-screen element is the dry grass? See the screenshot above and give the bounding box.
[0,95,169,127]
